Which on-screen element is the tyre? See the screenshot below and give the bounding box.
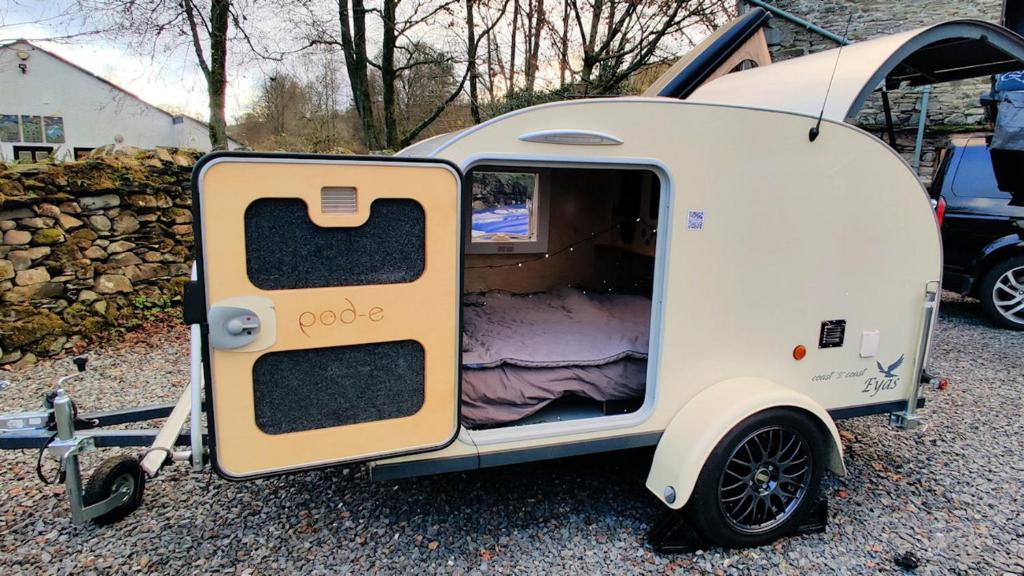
[685,408,827,549]
[83,455,145,525]
[979,256,1024,330]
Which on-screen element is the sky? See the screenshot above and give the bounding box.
[1,2,261,122]
[1,1,725,125]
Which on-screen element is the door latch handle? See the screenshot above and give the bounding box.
[209,306,262,349]
[226,316,260,335]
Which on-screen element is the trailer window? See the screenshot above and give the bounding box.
[468,169,549,254]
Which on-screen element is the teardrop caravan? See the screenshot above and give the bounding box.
[185,17,1024,548]
[5,13,1021,548]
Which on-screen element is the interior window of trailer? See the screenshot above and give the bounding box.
[470,170,549,253]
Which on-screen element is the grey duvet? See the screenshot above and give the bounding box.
[461,289,650,427]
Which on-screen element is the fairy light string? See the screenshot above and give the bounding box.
[464,217,656,271]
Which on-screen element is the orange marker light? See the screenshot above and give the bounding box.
[793,345,807,360]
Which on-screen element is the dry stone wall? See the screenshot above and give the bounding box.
[0,148,198,368]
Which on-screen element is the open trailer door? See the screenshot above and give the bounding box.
[191,153,462,479]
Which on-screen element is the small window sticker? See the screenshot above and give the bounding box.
[687,209,705,231]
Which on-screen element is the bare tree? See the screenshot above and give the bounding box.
[74,0,282,150]
[254,0,730,149]
[235,49,359,153]
[466,0,482,123]
[184,0,230,149]
[508,0,519,90]
[234,73,308,148]
[558,0,570,87]
[565,0,726,95]
[304,50,347,151]
[521,0,545,91]
[335,0,381,149]
[481,2,510,96]
[393,0,509,147]
[391,43,458,132]
[307,0,509,149]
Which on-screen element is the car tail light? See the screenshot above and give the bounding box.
[934,196,946,227]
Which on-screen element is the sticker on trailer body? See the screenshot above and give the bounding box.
[686,209,705,231]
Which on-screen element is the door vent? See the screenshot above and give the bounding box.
[819,319,847,348]
[321,187,358,214]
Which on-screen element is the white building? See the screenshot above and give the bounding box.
[0,39,241,162]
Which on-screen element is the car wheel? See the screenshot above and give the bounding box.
[979,256,1024,330]
[685,408,826,549]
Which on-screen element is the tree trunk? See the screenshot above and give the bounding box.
[525,0,544,91]
[338,0,380,150]
[579,0,603,89]
[508,0,519,91]
[206,0,230,150]
[559,0,569,87]
[466,0,481,123]
[485,23,496,101]
[381,0,398,148]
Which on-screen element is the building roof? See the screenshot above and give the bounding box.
[0,38,241,146]
[687,20,1024,122]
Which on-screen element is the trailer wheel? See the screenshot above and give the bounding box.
[83,455,145,525]
[685,408,826,548]
[979,256,1024,330]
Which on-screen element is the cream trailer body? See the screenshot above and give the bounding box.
[4,14,1023,548]
[186,16,1024,548]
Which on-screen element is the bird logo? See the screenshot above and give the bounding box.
[876,354,904,378]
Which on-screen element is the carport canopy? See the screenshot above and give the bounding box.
[687,20,1024,123]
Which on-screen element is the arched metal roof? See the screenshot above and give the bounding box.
[687,20,1024,122]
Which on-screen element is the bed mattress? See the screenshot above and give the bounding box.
[461,289,650,427]
[461,358,647,428]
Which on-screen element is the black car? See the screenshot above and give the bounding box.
[931,137,1024,330]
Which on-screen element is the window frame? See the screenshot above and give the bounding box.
[12,145,54,162]
[0,114,20,143]
[465,166,551,255]
[19,115,43,143]
[43,116,65,144]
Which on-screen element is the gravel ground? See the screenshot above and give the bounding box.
[1,295,1022,575]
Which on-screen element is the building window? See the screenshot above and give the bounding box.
[20,116,42,143]
[0,115,19,142]
[44,116,65,143]
[73,147,94,160]
[13,145,53,162]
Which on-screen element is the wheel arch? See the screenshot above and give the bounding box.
[970,236,1024,295]
[646,377,846,510]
